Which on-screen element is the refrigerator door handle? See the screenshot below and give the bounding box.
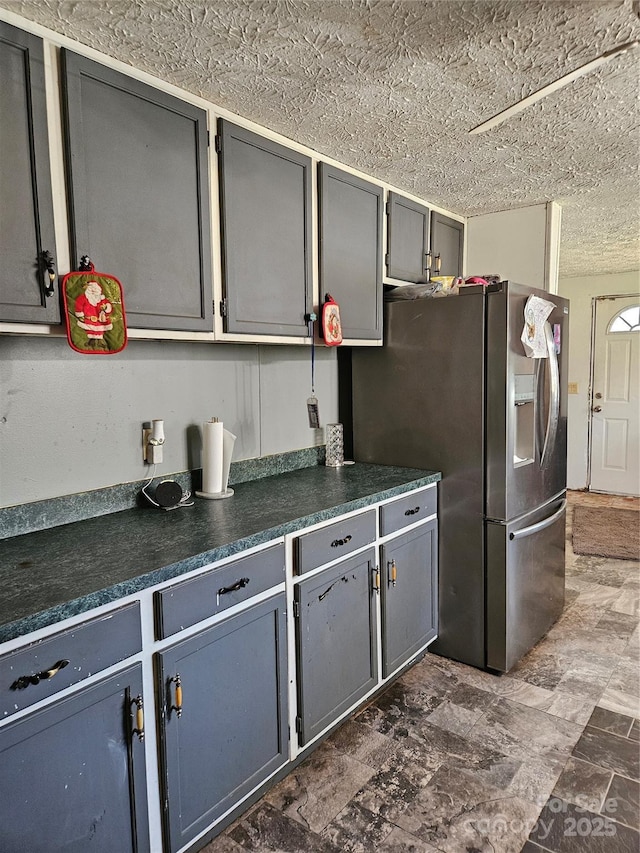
[509,499,567,540]
[540,321,560,467]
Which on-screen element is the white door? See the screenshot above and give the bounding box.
[589,295,640,496]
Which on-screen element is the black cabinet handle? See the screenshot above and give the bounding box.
[218,577,250,596]
[41,250,56,296]
[331,535,352,548]
[10,658,70,691]
[404,506,420,516]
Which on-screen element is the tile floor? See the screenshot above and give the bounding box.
[202,491,640,853]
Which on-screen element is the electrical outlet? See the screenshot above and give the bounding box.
[142,419,165,464]
[568,382,578,395]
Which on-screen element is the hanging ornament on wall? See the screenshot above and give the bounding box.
[61,256,128,354]
[321,293,343,346]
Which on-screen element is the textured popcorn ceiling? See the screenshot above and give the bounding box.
[4,0,640,279]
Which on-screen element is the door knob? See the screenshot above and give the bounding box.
[592,405,602,413]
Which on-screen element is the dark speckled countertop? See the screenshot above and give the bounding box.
[0,464,439,644]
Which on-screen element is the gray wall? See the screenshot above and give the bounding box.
[0,336,338,508]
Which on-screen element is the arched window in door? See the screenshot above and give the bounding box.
[608,305,640,333]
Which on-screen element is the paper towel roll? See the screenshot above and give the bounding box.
[202,419,224,495]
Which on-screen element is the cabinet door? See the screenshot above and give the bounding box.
[0,22,59,324]
[217,119,313,336]
[430,211,464,278]
[380,520,438,678]
[319,164,383,341]
[61,50,212,331]
[0,664,149,853]
[386,192,429,283]
[157,594,288,853]
[295,548,378,746]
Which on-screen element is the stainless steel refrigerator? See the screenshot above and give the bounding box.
[349,281,569,672]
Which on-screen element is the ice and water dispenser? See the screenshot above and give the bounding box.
[513,373,535,466]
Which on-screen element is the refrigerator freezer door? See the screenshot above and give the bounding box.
[486,494,566,672]
[486,282,569,521]
[351,295,488,669]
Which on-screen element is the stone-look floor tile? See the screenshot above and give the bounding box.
[629,720,640,741]
[353,725,521,820]
[552,757,613,813]
[606,658,640,697]
[199,834,246,853]
[505,750,567,807]
[521,842,553,853]
[576,584,629,609]
[554,650,624,701]
[572,726,640,780]
[264,741,375,834]
[444,679,499,712]
[424,699,484,736]
[228,803,341,852]
[467,698,583,762]
[320,801,395,851]
[545,602,605,635]
[327,718,397,768]
[508,652,568,691]
[587,706,634,738]
[622,626,640,664]
[596,688,640,721]
[611,587,640,618]
[544,693,595,726]
[493,676,556,711]
[355,677,447,737]
[564,588,581,606]
[392,764,540,853]
[405,724,522,791]
[424,652,505,693]
[594,611,638,644]
[606,774,640,830]
[529,796,640,852]
[541,624,631,658]
[376,825,442,851]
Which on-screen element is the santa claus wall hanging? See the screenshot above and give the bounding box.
[321,293,342,346]
[61,257,128,354]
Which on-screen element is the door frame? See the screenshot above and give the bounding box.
[587,292,640,493]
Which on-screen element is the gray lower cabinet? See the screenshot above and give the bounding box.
[0,22,59,324]
[380,520,438,678]
[0,663,149,853]
[386,192,430,283]
[318,164,383,341]
[217,119,313,337]
[294,548,378,746]
[157,593,289,853]
[61,50,212,331]
[430,211,464,278]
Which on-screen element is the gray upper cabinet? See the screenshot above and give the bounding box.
[217,119,313,337]
[430,211,464,278]
[0,23,59,324]
[61,50,212,331]
[386,192,430,283]
[318,163,383,341]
